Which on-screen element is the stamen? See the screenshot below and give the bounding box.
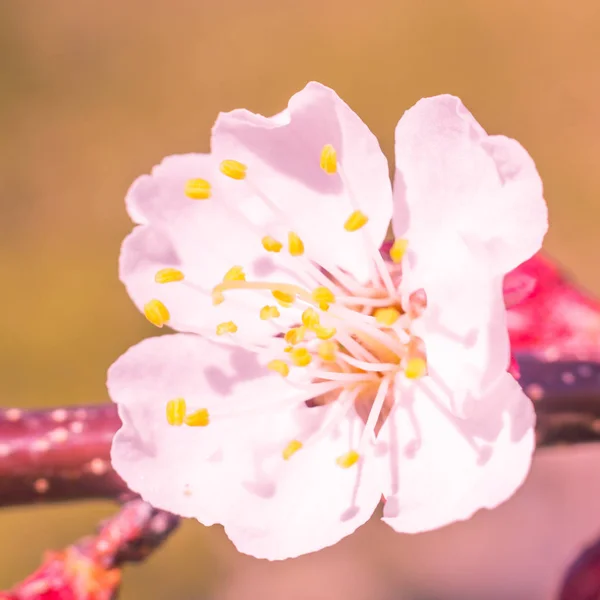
[373,307,401,327]
[272,290,295,307]
[313,324,336,340]
[216,321,238,335]
[260,305,280,320]
[184,178,211,200]
[389,238,409,263]
[184,408,210,427]
[220,159,247,180]
[336,450,360,469]
[284,326,306,345]
[289,347,312,367]
[262,236,283,253]
[408,289,427,319]
[166,398,186,426]
[223,266,246,282]
[144,299,170,328]
[338,353,397,372]
[155,268,184,284]
[312,286,335,310]
[267,359,290,377]
[344,210,369,232]
[288,232,305,257]
[405,357,427,379]
[320,144,337,174]
[301,307,320,329]
[212,290,225,306]
[358,376,391,449]
[282,439,303,460]
[317,341,337,361]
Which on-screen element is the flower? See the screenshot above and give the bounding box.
[109,82,548,560]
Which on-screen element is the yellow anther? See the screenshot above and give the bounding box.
[223,265,246,282]
[261,236,283,253]
[320,144,337,174]
[312,286,335,307]
[301,307,320,329]
[284,326,307,346]
[267,359,290,377]
[405,357,427,379]
[390,238,409,264]
[184,178,211,200]
[317,341,337,361]
[344,210,369,232]
[219,159,247,180]
[313,324,337,340]
[336,450,360,469]
[260,305,280,320]
[212,290,225,306]
[282,439,303,460]
[166,398,186,426]
[216,321,238,335]
[272,289,295,308]
[144,299,170,328]
[184,408,210,427]
[155,268,184,284]
[288,231,305,257]
[289,347,312,367]
[374,307,401,327]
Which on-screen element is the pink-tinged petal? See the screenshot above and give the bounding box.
[109,334,381,559]
[109,334,301,525]
[402,236,510,416]
[122,154,304,338]
[506,253,600,362]
[376,373,534,533]
[221,407,382,560]
[211,81,393,282]
[393,95,547,275]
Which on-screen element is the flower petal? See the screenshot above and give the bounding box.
[402,236,510,416]
[211,81,393,282]
[109,334,382,559]
[375,372,535,533]
[393,94,547,275]
[122,153,305,339]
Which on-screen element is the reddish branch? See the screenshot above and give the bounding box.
[0,499,179,600]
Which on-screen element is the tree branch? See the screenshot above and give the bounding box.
[0,356,599,509]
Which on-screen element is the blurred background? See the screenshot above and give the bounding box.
[1,1,599,598]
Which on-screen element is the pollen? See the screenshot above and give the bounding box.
[284,326,306,345]
[390,238,409,264]
[374,307,401,327]
[317,341,337,361]
[184,178,211,200]
[184,408,210,427]
[212,290,225,306]
[302,307,320,329]
[166,398,186,426]
[336,450,360,469]
[344,210,369,232]
[405,357,427,379]
[267,359,290,377]
[290,347,312,367]
[155,268,184,284]
[288,232,305,256]
[320,144,337,174]
[272,289,295,307]
[313,324,336,340]
[260,305,280,320]
[282,439,303,460]
[262,236,283,253]
[144,299,170,328]
[216,321,238,335]
[223,266,246,282]
[219,159,247,180]
[312,286,335,310]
